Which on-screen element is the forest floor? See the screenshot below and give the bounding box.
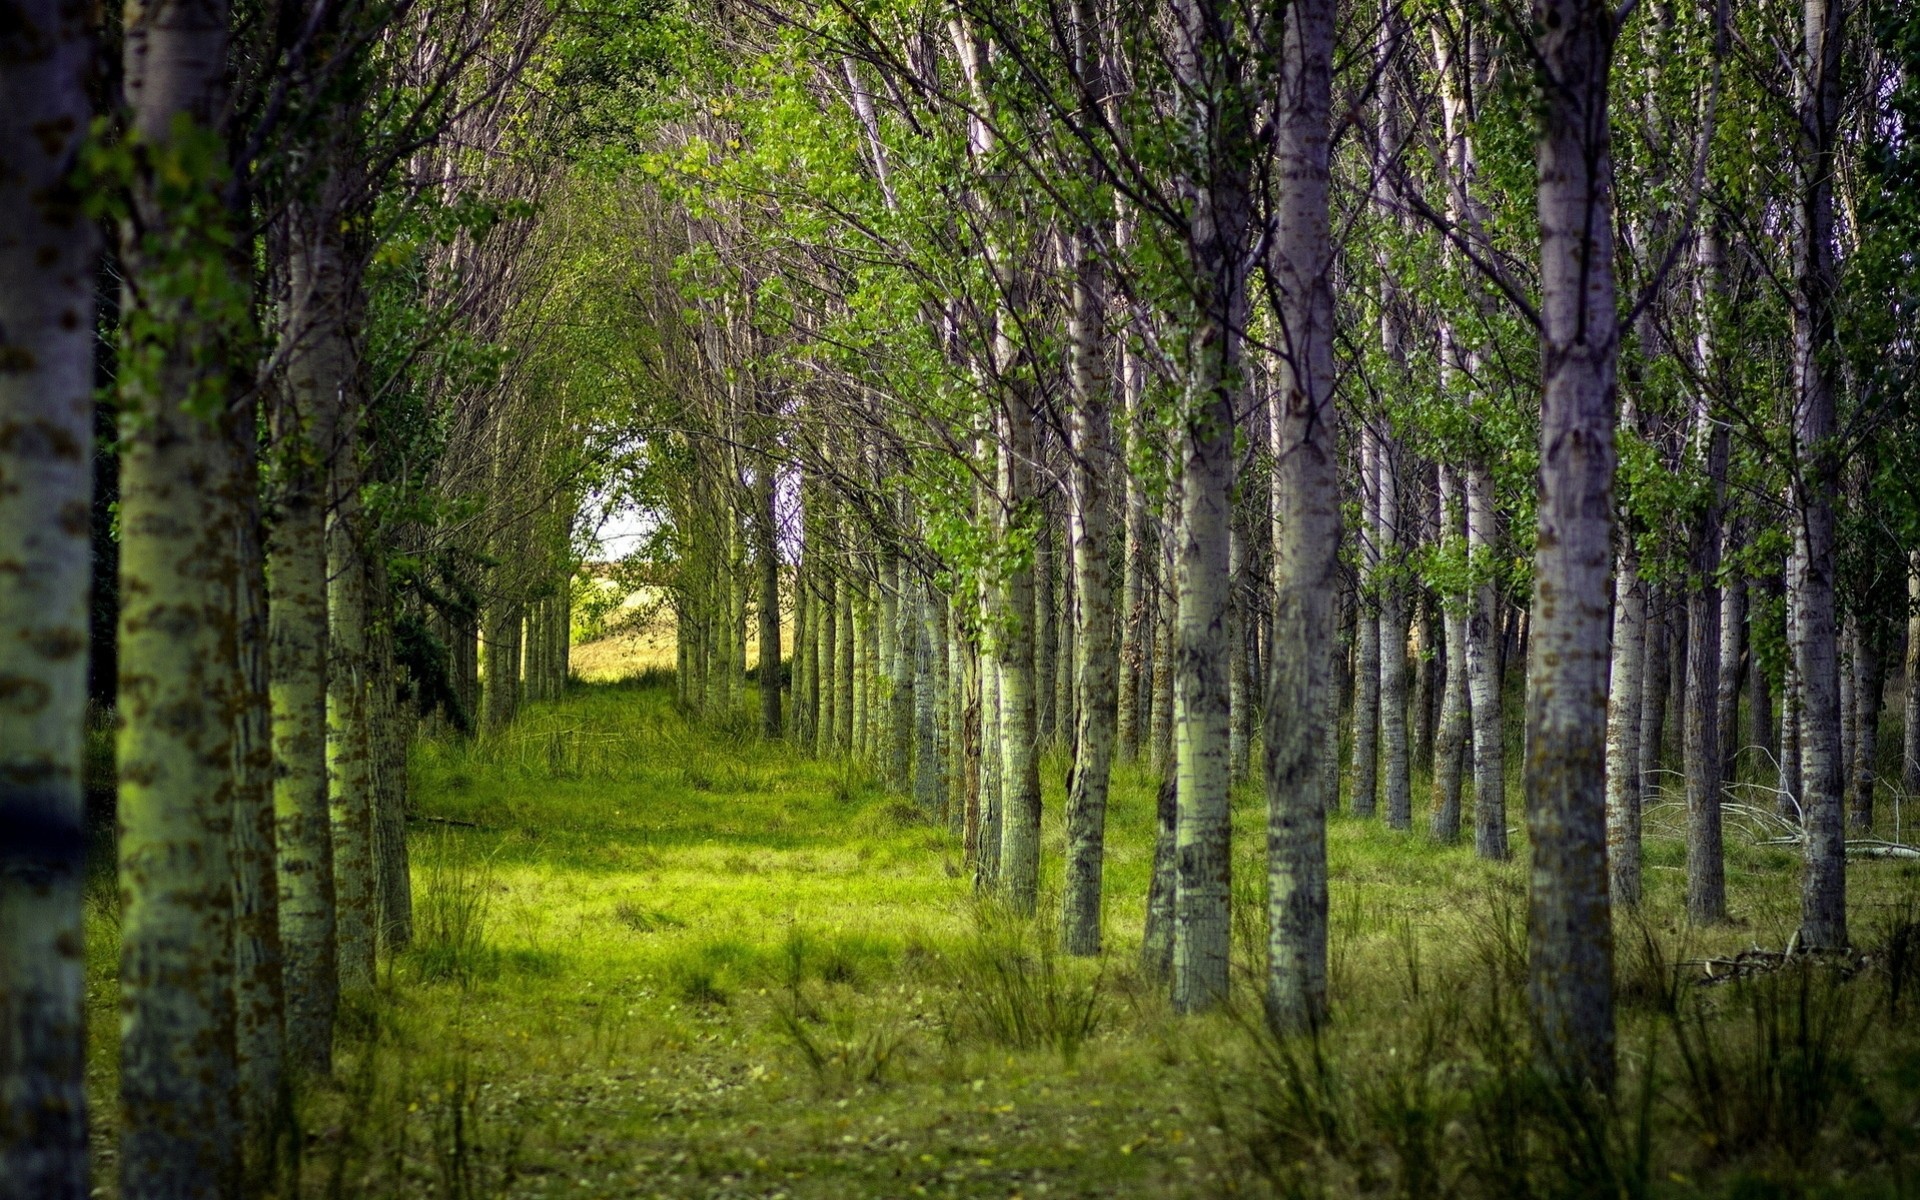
[83,666,1920,1199]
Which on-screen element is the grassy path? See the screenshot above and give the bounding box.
[82,674,1920,1197]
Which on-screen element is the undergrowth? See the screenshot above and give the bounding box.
[78,673,1920,1199]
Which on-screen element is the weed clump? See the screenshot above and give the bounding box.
[929,905,1106,1063]
[411,836,499,986]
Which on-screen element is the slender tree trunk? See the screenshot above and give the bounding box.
[329,492,377,988]
[1166,0,1250,1007]
[1352,428,1381,818]
[1639,588,1670,793]
[890,559,916,791]
[230,405,287,1183]
[1685,223,1729,925]
[1263,0,1337,1036]
[1466,459,1507,859]
[1117,339,1150,762]
[0,2,96,1185]
[1061,218,1117,956]
[1525,0,1620,1090]
[1432,466,1471,843]
[1606,543,1647,906]
[756,463,781,737]
[271,194,342,1072]
[1793,0,1847,949]
[1150,529,1177,775]
[117,0,248,1188]
[836,563,853,749]
[1905,553,1920,799]
[915,585,945,814]
[1840,620,1857,800]
[1851,621,1880,831]
[1781,565,1804,817]
[1718,559,1746,787]
[1141,768,1178,982]
[1229,527,1251,787]
[996,392,1044,913]
[368,557,411,956]
[1379,437,1412,829]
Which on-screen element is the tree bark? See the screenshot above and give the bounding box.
[1263,0,1338,1035]
[1352,427,1382,818]
[1432,467,1470,843]
[1793,0,1848,950]
[1525,0,1620,1091]
[1466,459,1507,859]
[329,491,377,988]
[1905,553,1920,800]
[271,185,343,1072]
[1850,618,1880,831]
[117,0,243,1184]
[756,463,782,737]
[1061,217,1117,956]
[1685,222,1729,925]
[0,2,96,1185]
[996,402,1043,916]
[1606,544,1646,906]
[1167,0,1250,1015]
[1379,437,1412,829]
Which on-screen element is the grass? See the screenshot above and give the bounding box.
[77,666,1920,1199]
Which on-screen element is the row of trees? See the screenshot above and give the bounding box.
[591,0,1918,1100]
[0,0,659,1194]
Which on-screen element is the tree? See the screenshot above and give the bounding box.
[0,0,97,1191]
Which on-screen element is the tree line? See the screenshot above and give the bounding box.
[0,0,656,1194]
[601,0,1919,1101]
[4,0,1919,1195]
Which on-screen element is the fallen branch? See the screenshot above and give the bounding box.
[410,814,481,829]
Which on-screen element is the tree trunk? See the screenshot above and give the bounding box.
[1352,427,1382,818]
[756,464,782,738]
[1141,768,1178,982]
[0,2,96,1185]
[1263,0,1337,1036]
[1061,224,1117,956]
[996,394,1044,914]
[368,557,411,956]
[1606,544,1646,906]
[1466,459,1507,859]
[1432,470,1470,844]
[1525,0,1620,1091]
[1116,339,1151,762]
[1685,223,1729,925]
[117,6,244,1187]
[1379,437,1412,830]
[329,493,377,988]
[1717,562,1746,787]
[230,405,287,1184]
[1639,587,1670,793]
[915,585,946,815]
[1167,0,1250,1009]
[1793,0,1848,950]
[1905,553,1920,799]
[271,191,343,1072]
[1781,564,1804,817]
[1851,619,1880,831]
[890,559,916,791]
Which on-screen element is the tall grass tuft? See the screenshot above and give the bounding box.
[769,927,912,1092]
[410,833,498,985]
[930,903,1106,1063]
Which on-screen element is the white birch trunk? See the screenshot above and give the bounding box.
[1524,0,1620,1090]
[1263,0,1338,1034]
[0,3,96,1185]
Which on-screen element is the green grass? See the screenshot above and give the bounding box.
[80,674,1920,1198]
